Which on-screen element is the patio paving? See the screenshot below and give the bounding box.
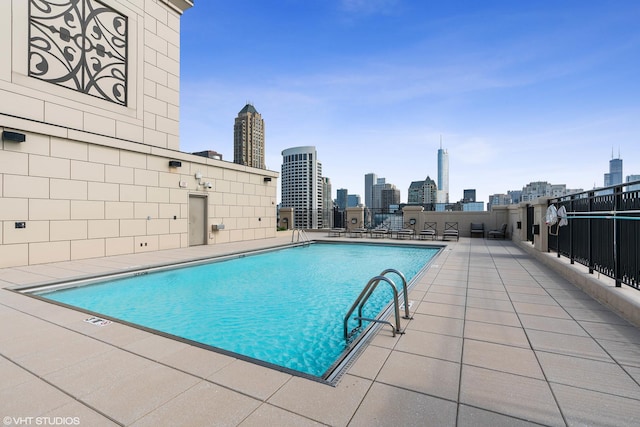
[1,235,640,426]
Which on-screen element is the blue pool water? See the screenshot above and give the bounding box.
[37,243,439,378]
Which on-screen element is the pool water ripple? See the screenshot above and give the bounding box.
[38,243,438,377]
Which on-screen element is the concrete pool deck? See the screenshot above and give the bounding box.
[1,236,640,426]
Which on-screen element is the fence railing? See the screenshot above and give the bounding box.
[547,180,640,289]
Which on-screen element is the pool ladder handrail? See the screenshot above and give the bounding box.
[343,269,412,341]
[291,228,310,246]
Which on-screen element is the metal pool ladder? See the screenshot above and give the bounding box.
[344,269,413,342]
[292,228,310,246]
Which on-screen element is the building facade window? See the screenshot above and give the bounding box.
[29,0,128,105]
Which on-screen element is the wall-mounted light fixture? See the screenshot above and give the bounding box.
[169,160,181,168]
[263,177,272,182]
[2,131,26,143]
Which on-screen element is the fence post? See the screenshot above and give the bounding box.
[615,185,622,287]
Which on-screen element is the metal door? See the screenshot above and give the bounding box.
[189,195,207,246]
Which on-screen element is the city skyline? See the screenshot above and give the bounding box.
[179,1,640,204]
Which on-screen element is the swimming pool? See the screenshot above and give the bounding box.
[30,242,440,381]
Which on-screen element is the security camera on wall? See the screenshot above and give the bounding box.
[205,182,212,189]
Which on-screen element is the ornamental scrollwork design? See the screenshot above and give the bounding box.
[29,0,128,106]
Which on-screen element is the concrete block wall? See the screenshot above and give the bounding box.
[0,129,278,267]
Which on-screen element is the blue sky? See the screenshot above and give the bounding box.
[179,0,640,205]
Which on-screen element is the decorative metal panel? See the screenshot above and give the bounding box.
[29,0,128,106]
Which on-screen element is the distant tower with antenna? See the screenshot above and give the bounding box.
[604,147,623,187]
[437,136,449,203]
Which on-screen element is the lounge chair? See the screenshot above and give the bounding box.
[470,222,484,238]
[418,222,437,240]
[488,223,508,239]
[395,222,415,240]
[349,225,367,238]
[370,225,390,238]
[328,228,345,237]
[442,222,459,241]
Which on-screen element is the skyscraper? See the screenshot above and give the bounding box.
[281,146,324,229]
[408,177,437,205]
[364,173,377,208]
[234,103,265,169]
[604,149,623,187]
[437,141,449,203]
[336,188,348,210]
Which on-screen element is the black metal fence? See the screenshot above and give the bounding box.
[548,181,640,289]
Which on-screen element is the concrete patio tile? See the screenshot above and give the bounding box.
[466,288,510,300]
[375,351,460,400]
[465,306,521,327]
[13,297,94,327]
[347,344,392,380]
[563,306,630,324]
[536,351,640,399]
[14,333,112,377]
[552,295,609,310]
[131,381,261,427]
[422,292,466,306]
[267,374,371,426]
[550,383,640,426]
[0,269,52,286]
[624,365,640,384]
[0,377,74,417]
[123,333,189,361]
[428,284,467,295]
[457,404,543,427]
[80,363,201,425]
[503,284,548,296]
[519,314,589,336]
[512,301,571,319]
[13,264,85,280]
[526,329,612,362]
[545,288,592,300]
[466,282,506,292]
[43,348,156,398]
[349,382,457,427]
[466,296,515,312]
[464,320,530,348]
[239,403,324,427]
[207,359,292,401]
[508,293,559,306]
[0,310,61,347]
[0,357,35,392]
[159,345,237,379]
[43,400,119,426]
[395,329,463,362]
[579,320,640,344]
[413,301,465,319]
[405,313,464,337]
[587,338,640,368]
[462,339,545,379]
[459,365,564,427]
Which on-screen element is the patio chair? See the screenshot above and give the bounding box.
[470,222,485,238]
[418,222,437,240]
[488,223,508,240]
[442,222,459,241]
